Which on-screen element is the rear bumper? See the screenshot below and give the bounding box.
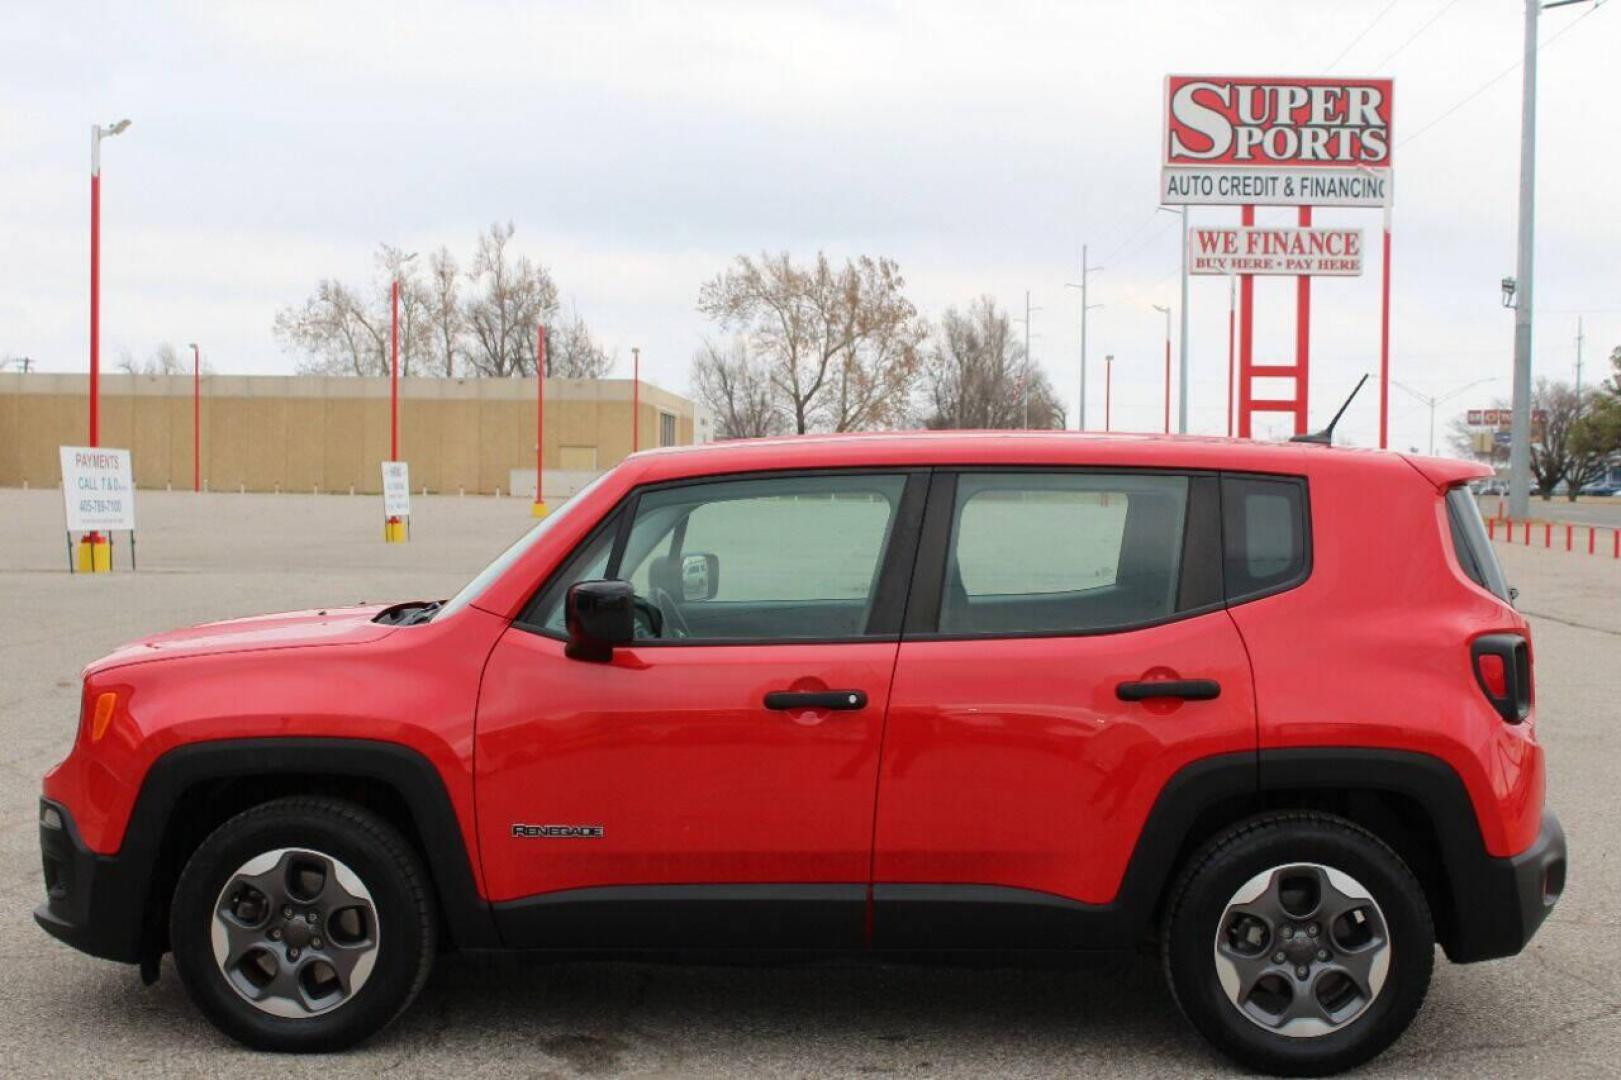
[34,798,153,964]
[1447,810,1566,963]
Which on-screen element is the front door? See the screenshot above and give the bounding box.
[871,470,1259,946]
[475,470,924,948]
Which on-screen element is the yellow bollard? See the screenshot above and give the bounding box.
[383,517,407,543]
[76,533,112,573]
[531,500,549,519]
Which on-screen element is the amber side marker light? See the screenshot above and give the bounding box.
[90,692,118,742]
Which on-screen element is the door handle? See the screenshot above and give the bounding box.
[763,689,868,711]
[1115,679,1221,702]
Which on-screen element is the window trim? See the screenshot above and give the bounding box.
[1218,471,1314,606]
[902,467,1225,642]
[513,467,930,647]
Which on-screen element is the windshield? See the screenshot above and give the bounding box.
[436,472,613,619]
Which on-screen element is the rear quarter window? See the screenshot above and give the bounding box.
[1221,475,1310,601]
[1445,486,1512,603]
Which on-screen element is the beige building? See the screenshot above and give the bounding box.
[0,372,710,497]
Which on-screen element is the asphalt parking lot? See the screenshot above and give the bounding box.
[2,488,1618,1078]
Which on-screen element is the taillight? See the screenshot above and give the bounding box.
[1472,633,1531,724]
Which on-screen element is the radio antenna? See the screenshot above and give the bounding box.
[1292,373,1370,446]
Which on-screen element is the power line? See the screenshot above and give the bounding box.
[1326,0,1404,72]
[1374,0,1465,70]
[1401,0,1609,147]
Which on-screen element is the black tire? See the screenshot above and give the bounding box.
[169,796,436,1052]
[1161,812,1434,1077]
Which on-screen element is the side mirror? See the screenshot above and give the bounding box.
[680,552,720,602]
[564,580,634,662]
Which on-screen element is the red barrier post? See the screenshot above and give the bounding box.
[1488,518,1495,541]
[1544,522,1552,548]
[1566,523,1573,551]
[1590,526,1597,555]
[1524,521,1531,545]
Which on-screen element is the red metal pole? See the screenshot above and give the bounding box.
[90,163,100,447]
[389,280,400,461]
[1105,356,1113,433]
[1566,524,1573,551]
[191,344,200,492]
[1163,331,1171,434]
[1295,206,1312,436]
[536,324,546,506]
[1226,275,1235,437]
[1589,526,1596,555]
[1379,218,1392,449]
[1238,205,1255,438]
[1488,518,1496,541]
[1544,522,1552,548]
[631,347,641,453]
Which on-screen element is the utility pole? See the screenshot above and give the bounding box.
[1575,316,1584,413]
[1508,0,1598,519]
[1020,291,1042,429]
[1065,248,1103,431]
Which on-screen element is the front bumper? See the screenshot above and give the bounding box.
[1447,810,1566,963]
[34,798,155,964]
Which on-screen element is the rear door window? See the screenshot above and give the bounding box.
[938,473,1190,635]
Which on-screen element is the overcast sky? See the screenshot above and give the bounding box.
[4,0,1616,450]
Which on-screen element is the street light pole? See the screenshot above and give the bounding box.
[1152,304,1172,434]
[188,342,200,493]
[88,119,131,449]
[1065,248,1103,430]
[1509,0,1597,518]
[533,324,548,518]
[1390,377,1502,456]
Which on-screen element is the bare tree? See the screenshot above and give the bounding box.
[275,278,386,375]
[425,246,463,377]
[377,244,431,377]
[546,305,613,378]
[691,338,784,439]
[1528,379,1585,499]
[464,222,559,377]
[698,251,924,433]
[920,297,1065,430]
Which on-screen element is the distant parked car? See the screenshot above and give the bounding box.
[1580,480,1620,497]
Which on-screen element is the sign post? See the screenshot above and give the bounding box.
[1162,76,1393,441]
[381,461,411,543]
[59,446,136,573]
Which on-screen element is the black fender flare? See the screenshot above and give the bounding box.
[125,737,498,951]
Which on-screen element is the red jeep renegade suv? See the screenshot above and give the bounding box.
[36,433,1564,1075]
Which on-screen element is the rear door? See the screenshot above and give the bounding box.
[475,470,925,948]
[871,469,1260,947]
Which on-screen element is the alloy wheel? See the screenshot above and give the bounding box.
[209,847,380,1019]
[1212,862,1391,1038]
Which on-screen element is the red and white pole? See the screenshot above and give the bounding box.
[631,346,641,453]
[190,343,200,492]
[533,324,548,518]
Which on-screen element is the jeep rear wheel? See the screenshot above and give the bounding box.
[170,797,435,1052]
[1162,812,1434,1076]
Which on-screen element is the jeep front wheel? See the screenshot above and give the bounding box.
[170,796,436,1051]
[1161,812,1434,1076]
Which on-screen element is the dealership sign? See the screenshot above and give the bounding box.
[1189,226,1363,276]
[1162,76,1393,207]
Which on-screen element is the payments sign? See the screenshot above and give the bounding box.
[381,461,412,518]
[1162,75,1393,207]
[59,446,136,531]
[1188,227,1364,276]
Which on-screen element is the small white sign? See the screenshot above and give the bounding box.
[381,461,412,517]
[59,446,136,531]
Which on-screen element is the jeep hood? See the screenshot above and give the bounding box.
[86,606,398,674]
